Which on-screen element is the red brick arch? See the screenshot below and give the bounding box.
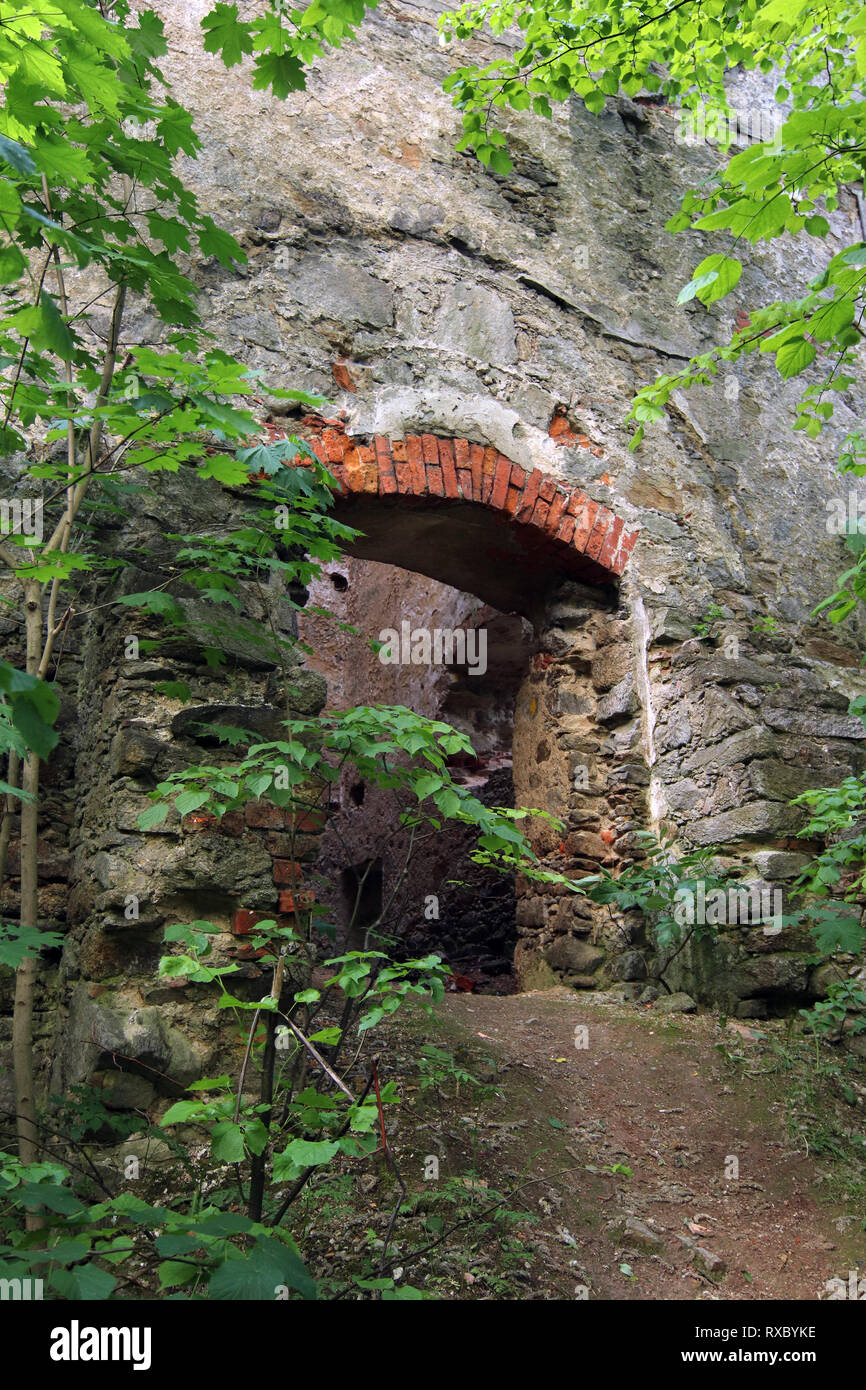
[268,416,638,609]
[298,423,637,577]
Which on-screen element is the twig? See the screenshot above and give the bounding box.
[277,1012,355,1100]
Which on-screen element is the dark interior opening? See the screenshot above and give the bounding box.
[298,557,535,993]
[342,858,384,951]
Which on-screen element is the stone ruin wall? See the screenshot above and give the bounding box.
[3,0,866,1112]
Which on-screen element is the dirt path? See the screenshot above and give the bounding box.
[432,988,866,1300]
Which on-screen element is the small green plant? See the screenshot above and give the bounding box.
[801,978,866,1040]
[750,612,779,635]
[417,1044,497,1101]
[693,603,726,638]
[577,830,735,990]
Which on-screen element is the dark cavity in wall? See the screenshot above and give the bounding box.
[298,556,533,993]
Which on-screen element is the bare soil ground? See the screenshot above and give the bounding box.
[363,988,866,1300]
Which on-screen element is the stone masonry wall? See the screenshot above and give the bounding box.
[3,0,866,1114]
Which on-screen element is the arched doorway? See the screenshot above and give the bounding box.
[288,420,640,991]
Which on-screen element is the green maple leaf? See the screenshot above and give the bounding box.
[8,292,76,362]
[197,216,245,266]
[252,51,306,99]
[146,213,191,254]
[201,3,255,67]
[127,9,169,62]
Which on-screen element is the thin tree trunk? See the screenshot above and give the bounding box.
[248,1011,277,1224]
[248,955,285,1222]
[13,580,43,1175]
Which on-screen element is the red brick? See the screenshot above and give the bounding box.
[585,506,613,561]
[427,464,445,497]
[438,438,460,498]
[538,478,557,504]
[273,859,304,886]
[332,361,357,392]
[406,436,426,494]
[278,889,316,913]
[509,462,527,490]
[505,484,522,516]
[566,488,588,516]
[469,444,484,499]
[597,515,624,570]
[421,433,439,465]
[549,412,576,444]
[612,528,639,575]
[328,463,349,496]
[532,499,550,527]
[232,909,272,936]
[373,437,396,494]
[310,439,328,466]
[556,512,576,544]
[480,445,498,503]
[342,447,366,493]
[265,831,297,857]
[454,438,470,472]
[392,439,412,492]
[322,429,347,464]
[545,489,567,534]
[356,453,379,493]
[457,468,473,500]
[572,499,599,553]
[516,469,543,521]
[490,454,511,510]
[245,801,284,829]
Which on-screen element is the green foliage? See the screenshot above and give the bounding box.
[417,1043,498,1098]
[0,922,64,970]
[0,1152,317,1300]
[435,0,866,458]
[580,831,734,979]
[0,0,564,1306]
[0,661,59,763]
[137,705,558,885]
[200,0,381,101]
[801,978,866,1039]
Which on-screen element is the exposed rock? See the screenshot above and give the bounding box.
[678,1236,727,1280]
[545,936,605,976]
[685,801,805,846]
[618,1216,666,1253]
[729,953,811,999]
[65,988,204,1094]
[653,992,697,1014]
[109,727,164,778]
[751,851,809,880]
[514,941,558,991]
[638,985,662,1004]
[289,252,394,327]
[611,951,647,982]
[433,285,517,365]
[597,674,639,724]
